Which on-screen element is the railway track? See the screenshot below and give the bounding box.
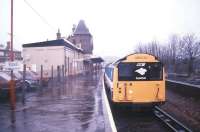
[154,106,192,132]
[104,81,194,132]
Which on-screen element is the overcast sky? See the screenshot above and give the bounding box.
[1,0,200,57]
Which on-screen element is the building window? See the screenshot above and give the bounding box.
[73,39,75,44]
[5,53,9,57]
[0,51,4,56]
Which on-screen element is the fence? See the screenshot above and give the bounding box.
[0,63,102,110]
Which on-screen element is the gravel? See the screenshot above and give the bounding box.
[161,88,200,132]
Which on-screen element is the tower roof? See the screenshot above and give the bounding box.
[73,20,91,35]
[56,28,61,39]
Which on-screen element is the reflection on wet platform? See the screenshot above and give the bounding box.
[0,71,105,132]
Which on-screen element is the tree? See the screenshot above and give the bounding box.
[178,34,200,76]
[168,34,179,72]
[134,34,200,76]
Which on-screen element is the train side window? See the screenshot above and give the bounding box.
[110,68,113,81]
[105,67,113,81]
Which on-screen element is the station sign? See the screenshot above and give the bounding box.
[4,61,22,70]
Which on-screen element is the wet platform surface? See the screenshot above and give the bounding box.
[0,72,106,132]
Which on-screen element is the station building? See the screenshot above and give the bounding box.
[23,39,85,76]
[22,20,102,77]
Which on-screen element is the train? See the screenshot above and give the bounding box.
[104,53,165,107]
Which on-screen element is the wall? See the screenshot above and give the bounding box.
[23,45,86,77]
[23,46,64,77]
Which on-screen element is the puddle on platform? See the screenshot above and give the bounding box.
[0,71,105,132]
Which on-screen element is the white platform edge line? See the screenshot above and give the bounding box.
[102,79,117,132]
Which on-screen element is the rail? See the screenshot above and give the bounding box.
[154,106,192,132]
[166,80,200,98]
[167,79,200,89]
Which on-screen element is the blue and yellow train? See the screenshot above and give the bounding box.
[104,53,165,107]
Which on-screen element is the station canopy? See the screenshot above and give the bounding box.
[84,57,104,64]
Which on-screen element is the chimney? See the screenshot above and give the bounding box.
[56,29,61,39]
[72,24,76,33]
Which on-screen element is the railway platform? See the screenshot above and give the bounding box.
[0,71,113,132]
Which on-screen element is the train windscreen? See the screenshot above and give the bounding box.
[118,62,163,81]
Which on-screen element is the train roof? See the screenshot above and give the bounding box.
[112,53,160,65]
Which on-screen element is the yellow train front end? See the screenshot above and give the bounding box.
[112,54,165,106]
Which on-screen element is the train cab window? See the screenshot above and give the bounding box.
[118,62,163,81]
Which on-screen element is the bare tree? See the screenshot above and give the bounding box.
[134,34,200,76]
[149,40,159,56]
[178,34,200,76]
[135,42,145,53]
[168,34,179,72]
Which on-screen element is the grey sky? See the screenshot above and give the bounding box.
[1,0,200,57]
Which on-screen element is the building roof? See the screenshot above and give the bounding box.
[22,39,83,53]
[84,57,104,64]
[73,20,91,35]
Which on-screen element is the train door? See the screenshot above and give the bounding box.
[114,67,134,101]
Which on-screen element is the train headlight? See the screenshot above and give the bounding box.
[129,90,133,94]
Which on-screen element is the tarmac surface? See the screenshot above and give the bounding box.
[0,71,108,132]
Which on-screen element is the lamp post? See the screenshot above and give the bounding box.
[10,0,14,61]
[9,0,16,111]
